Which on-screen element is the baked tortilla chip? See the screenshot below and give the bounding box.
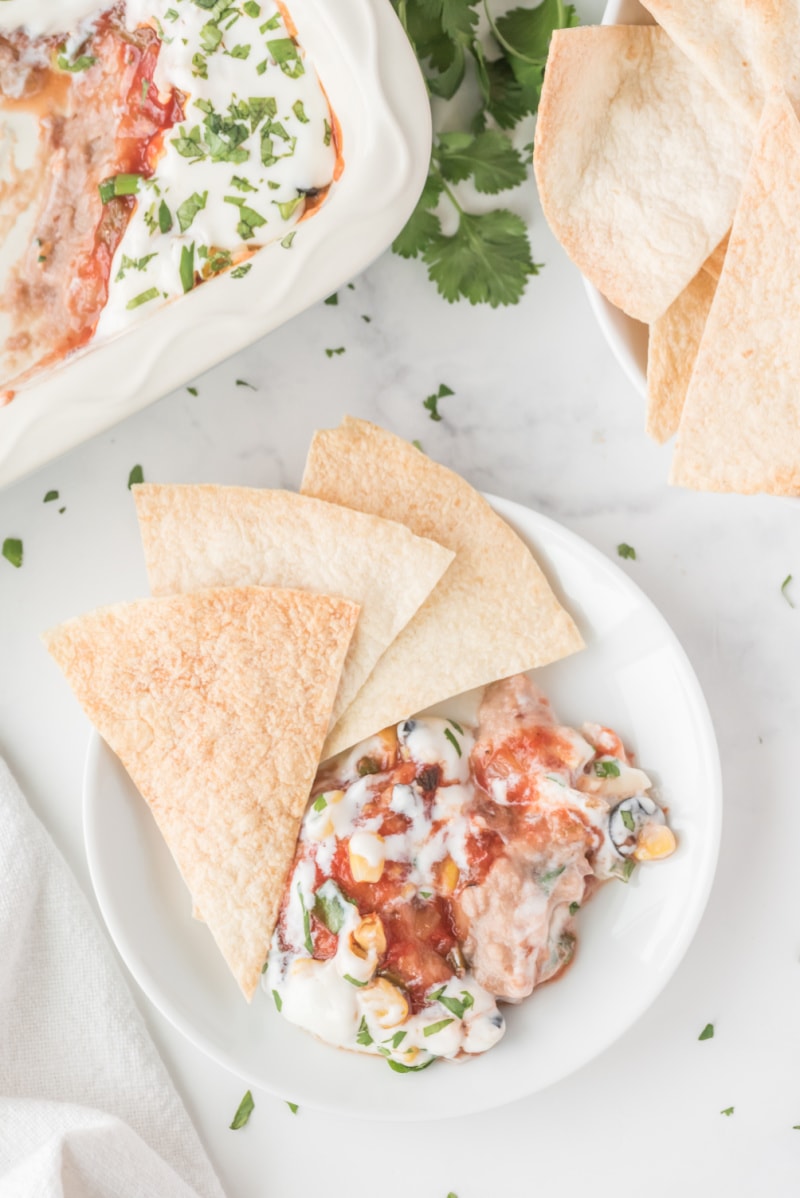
[671,93,800,495]
[646,239,728,444]
[534,26,751,323]
[134,485,454,727]
[43,586,359,1000]
[301,419,584,759]
[642,0,800,126]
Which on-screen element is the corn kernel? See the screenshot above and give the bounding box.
[438,856,460,895]
[352,913,387,957]
[361,977,409,1029]
[634,824,677,861]
[348,833,385,883]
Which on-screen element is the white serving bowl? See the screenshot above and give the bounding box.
[0,0,431,487]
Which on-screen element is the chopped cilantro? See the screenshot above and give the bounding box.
[323,118,332,146]
[231,175,258,192]
[443,727,462,757]
[260,13,282,31]
[423,383,454,421]
[388,1030,407,1048]
[436,990,474,1020]
[286,1101,299,1114]
[312,794,328,812]
[313,882,350,935]
[569,902,580,916]
[231,262,253,277]
[176,191,208,233]
[187,386,198,396]
[281,231,296,248]
[617,543,637,560]
[423,1018,454,1037]
[115,253,157,282]
[720,1107,734,1116]
[386,1056,435,1073]
[324,293,338,305]
[539,865,565,890]
[229,1090,254,1130]
[356,1017,373,1046]
[273,194,304,221]
[43,490,59,503]
[357,755,380,776]
[298,884,313,954]
[127,465,144,489]
[267,37,304,77]
[272,988,282,1011]
[344,973,367,987]
[236,378,256,389]
[2,538,22,568]
[292,99,309,123]
[126,287,159,310]
[621,809,635,833]
[229,44,251,59]
[158,200,173,234]
[165,7,179,20]
[243,0,261,14]
[594,759,621,778]
[325,346,345,358]
[56,50,96,73]
[781,574,795,607]
[362,314,371,322]
[412,439,424,452]
[447,717,464,735]
[699,1023,714,1041]
[179,244,196,293]
[99,173,142,203]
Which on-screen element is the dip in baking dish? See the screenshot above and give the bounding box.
[0,0,340,389]
[265,674,676,1071]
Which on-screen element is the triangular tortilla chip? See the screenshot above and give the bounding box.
[301,419,584,759]
[642,0,800,126]
[646,238,728,444]
[534,26,752,323]
[133,485,454,728]
[671,93,800,495]
[43,586,359,1000]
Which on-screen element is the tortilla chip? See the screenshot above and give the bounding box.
[134,485,454,728]
[43,586,359,1000]
[642,0,800,126]
[646,241,727,444]
[301,419,584,759]
[534,26,752,323]
[671,93,800,495]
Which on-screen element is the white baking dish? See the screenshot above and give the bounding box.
[0,0,431,487]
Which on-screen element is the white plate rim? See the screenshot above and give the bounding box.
[82,493,723,1122]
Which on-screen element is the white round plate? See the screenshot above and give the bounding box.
[83,494,722,1121]
[584,0,655,396]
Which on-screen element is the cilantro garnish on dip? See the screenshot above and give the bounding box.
[265,675,676,1072]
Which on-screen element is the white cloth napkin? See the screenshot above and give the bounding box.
[0,758,227,1198]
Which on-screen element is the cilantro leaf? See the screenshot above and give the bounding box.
[617,543,637,560]
[229,1090,254,1129]
[418,0,480,41]
[423,208,538,307]
[393,173,443,259]
[698,1023,714,1041]
[437,130,527,194]
[781,574,794,607]
[2,537,22,568]
[127,465,144,489]
[423,382,454,421]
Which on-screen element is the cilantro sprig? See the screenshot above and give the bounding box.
[391,0,578,305]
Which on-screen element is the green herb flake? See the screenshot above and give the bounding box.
[781,574,795,607]
[323,118,332,146]
[43,490,59,503]
[229,1090,254,1130]
[447,717,464,735]
[312,794,328,812]
[231,175,258,192]
[436,990,474,1020]
[180,243,196,293]
[126,287,159,311]
[344,973,367,987]
[313,883,349,935]
[412,439,424,452]
[229,44,251,59]
[267,37,304,77]
[260,13,282,31]
[298,884,313,954]
[594,759,621,778]
[721,1107,734,1116]
[272,988,282,1011]
[621,809,635,833]
[243,0,261,14]
[157,200,173,234]
[187,386,198,396]
[273,194,304,221]
[231,262,253,277]
[569,902,580,916]
[699,1023,715,1041]
[236,378,256,389]
[99,173,142,203]
[423,383,454,421]
[281,231,296,249]
[292,99,309,123]
[620,859,635,882]
[56,50,97,73]
[127,465,144,489]
[2,538,22,568]
[325,346,345,358]
[357,755,380,776]
[386,1056,435,1073]
[356,1016,373,1046]
[362,314,371,322]
[176,191,208,233]
[324,292,338,305]
[423,1018,454,1038]
[540,864,565,890]
[389,1030,407,1049]
[165,7,179,20]
[286,1101,299,1114]
[617,543,637,560]
[443,727,462,757]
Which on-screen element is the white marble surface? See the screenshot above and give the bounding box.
[2,2,800,1191]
